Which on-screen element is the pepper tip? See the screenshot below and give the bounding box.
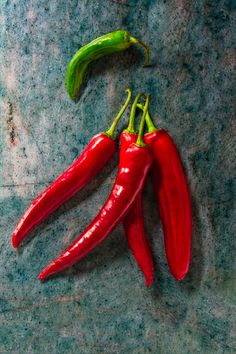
[175,274,186,281]
[38,271,47,281]
[12,236,19,249]
[145,273,154,287]
[38,273,44,280]
[172,270,188,281]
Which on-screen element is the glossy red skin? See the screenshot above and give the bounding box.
[144,129,192,281]
[120,132,154,287]
[12,133,116,248]
[38,143,153,280]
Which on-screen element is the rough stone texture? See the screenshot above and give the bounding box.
[0,1,235,353]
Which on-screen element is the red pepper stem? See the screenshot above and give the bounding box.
[137,103,157,133]
[136,96,150,147]
[125,93,145,134]
[130,36,150,67]
[105,88,132,138]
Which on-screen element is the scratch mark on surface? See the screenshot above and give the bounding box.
[0,294,84,314]
[6,100,16,145]
[0,181,51,188]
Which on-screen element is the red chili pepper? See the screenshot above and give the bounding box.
[120,95,154,287]
[38,96,153,280]
[142,108,192,281]
[12,89,132,248]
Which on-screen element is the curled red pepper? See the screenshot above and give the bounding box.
[38,96,153,280]
[12,89,132,248]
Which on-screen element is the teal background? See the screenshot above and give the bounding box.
[0,1,235,353]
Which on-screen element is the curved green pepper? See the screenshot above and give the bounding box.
[66,30,150,102]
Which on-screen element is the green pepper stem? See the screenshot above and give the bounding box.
[125,93,145,134]
[130,37,150,67]
[105,88,132,138]
[136,103,157,133]
[136,96,150,147]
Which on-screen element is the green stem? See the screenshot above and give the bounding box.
[105,88,132,138]
[136,96,150,147]
[130,37,150,67]
[136,103,157,133]
[125,93,145,134]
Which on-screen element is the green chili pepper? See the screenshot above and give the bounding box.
[66,30,150,102]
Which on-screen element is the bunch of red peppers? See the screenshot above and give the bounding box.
[12,30,192,287]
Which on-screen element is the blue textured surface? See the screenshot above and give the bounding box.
[0,1,235,353]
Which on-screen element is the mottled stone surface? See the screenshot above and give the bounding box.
[0,1,235,353]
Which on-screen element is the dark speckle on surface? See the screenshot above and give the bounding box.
[6,100,16,145]
[0,1,235,353]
